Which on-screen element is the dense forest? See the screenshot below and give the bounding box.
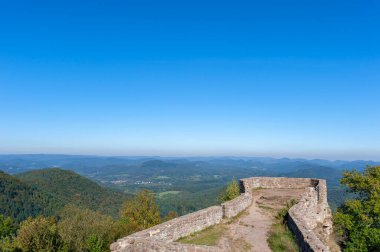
[0,169,128,223]
[15,169,128,217]
[0,171,53,222]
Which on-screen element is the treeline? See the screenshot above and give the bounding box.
[0,190,177,252]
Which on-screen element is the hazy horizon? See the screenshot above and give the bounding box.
[0,152,379,163]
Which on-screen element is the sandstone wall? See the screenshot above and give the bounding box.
[111,206,223,252]
[243,177,334,252]
[241,177,316,191]
[288,212,328,252]
[113,238,219,252]
[221,193,252,219]
[111,177,335,252]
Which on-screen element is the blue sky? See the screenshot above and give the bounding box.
[0,0,379,160]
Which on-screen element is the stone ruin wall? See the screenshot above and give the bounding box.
[110,206,223,252]
[221,193,252,219]
[241,177,333,252]
[111,177,334,252]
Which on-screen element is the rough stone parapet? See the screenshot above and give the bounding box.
[111,176,336,252]
[242,177,335,251]
[111,206,223,251]
[241,177,315,192]
[114,238,219,252]
[221,193,252,219]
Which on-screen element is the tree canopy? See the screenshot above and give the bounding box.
[334,166,380,251]
[120,190,161,230]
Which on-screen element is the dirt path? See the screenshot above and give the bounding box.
[217,188,306,252]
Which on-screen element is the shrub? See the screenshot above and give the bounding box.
[16,216,61,252]
[58,204,118,252]
[0,215,17,239]
[219,178,240,203]
[120,190,161,230]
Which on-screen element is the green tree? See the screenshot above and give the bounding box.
[0,215,17,239]
[163,211,178,222]
[334,166,380,252]
[16,216,61,252]
[120,190,161,230]
[86,234,105,252]
[0,236,22,252]
[218,178,240,203]
[58,205,119,252]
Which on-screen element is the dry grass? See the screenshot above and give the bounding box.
[177,225,226,246]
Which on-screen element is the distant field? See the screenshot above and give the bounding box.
[158,191,181,197]
[156,176,170,179]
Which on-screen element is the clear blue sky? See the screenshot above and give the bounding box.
[0,0,379,160]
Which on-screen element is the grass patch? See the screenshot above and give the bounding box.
[234,237,253,251]
[252,187,263,192]
[257,204,274,211]
[267,200,300,252]
[177,225,226,246]
[225,206,250,224]
[157,191,181,197]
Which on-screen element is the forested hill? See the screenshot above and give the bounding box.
[0,171,53,222]
[16,168,128,217]
[0,168,128,222]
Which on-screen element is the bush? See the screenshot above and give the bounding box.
[120,190,161,230]
[58,205,119,252]
[16,216,61,252]
[218,178,240,203]
[0,236,22,252]
[0,215,17,239]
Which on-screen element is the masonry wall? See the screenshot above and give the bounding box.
[242,177,333,252]
[113,238,219,252]
[221,193,252,219]
[111,177,335,252]
[241,177,316,191]
[111,206,223,252]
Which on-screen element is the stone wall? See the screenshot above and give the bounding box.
[221,193,252,219]
[242,177,334,252]
[113,238,219,252]
[241,177,316,191]
[111,206,223,252]
[111,177,335,252]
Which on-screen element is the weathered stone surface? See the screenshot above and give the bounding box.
[113,238,219,252]
[111,206,223,252]
[241,177,315,191]
[111,177,337,252]
[243,177,334,252]
[221,193,252,219]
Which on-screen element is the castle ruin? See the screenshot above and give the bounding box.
[111,177,336,252]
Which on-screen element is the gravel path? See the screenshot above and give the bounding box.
[218,188,306,252]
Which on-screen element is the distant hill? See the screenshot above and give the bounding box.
[280,165,343,187]
[0,171,53,222]
[15,168,128,217]
[0,168,128,222]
